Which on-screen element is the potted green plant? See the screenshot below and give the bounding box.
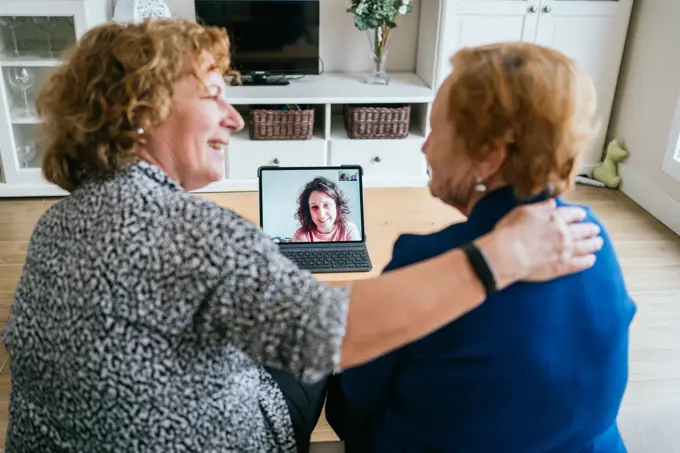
[346,0,414,85]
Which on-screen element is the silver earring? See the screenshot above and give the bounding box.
[136,127,147,145]
[474,177,487,193]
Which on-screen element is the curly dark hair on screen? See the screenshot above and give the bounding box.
[295,177,351,233]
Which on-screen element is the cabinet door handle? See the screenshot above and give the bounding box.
[373,156,382,163]
[527,5,537,13]
[272,158,280,165]
[543,5,552,13]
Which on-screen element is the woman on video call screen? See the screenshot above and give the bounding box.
[292,176,361,243]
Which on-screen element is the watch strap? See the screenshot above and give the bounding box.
[461,242,497,296]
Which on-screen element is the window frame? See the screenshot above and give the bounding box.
[662,93,680,181]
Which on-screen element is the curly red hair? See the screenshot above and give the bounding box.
[445,42,599,197]
[37,19,238,192]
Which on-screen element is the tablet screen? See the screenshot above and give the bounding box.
[259,167,364,243]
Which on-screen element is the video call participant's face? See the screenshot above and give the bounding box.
[308,190,337,233]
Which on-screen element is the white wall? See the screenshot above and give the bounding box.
[163,0,422,73]
[104,0,113,18]
[607,0,680,234]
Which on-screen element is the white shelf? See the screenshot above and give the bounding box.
[9,106,41,124]
[224,72,434,105]
[0,174,431,197]
[0,181,66,197]
[230,123,250,143]
[0,55,62,67]
[190,175,430,194]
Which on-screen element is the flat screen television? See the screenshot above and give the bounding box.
[195,0,320,85]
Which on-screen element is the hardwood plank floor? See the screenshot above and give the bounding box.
[0,186,678,450]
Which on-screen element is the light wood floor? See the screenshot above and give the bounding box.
[0,186,679,451]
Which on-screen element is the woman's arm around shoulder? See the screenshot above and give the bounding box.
[338,200,604,368]
[188,197,603,383]
[190,201,348,383]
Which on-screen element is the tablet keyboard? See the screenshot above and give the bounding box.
[281,248,372,273]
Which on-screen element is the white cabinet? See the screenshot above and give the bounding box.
[0,0,109,194]
[435,0,633,169]
[436,1,540,88]
[228,140,327,180]
[329,138,427,187]
[0,0,632,196]
[0,3,438,197]
[535,0,625,169]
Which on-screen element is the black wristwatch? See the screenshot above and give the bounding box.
[461,242,497,296]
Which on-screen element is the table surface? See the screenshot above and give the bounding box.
[201,187,464,286]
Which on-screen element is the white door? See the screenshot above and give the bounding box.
[435,1,541,89]
[535,0,630,167]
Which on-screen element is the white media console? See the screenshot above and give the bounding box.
[0,0,440,197]
[196,72,434,194]
[0,0,634,197]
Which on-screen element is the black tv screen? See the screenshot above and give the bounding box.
[195,0,320,76]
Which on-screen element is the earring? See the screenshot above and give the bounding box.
[474,177,487,193]
[136,127,146,145]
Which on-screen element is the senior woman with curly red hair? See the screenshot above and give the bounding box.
[3,19,602,453]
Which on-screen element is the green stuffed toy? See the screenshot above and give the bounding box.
[593,139,629,188]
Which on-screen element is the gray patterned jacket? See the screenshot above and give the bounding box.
[3,161,350,452]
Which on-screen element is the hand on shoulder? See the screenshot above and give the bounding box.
[476,199,603,289]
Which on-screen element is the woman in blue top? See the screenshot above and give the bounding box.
[325,42,637,453]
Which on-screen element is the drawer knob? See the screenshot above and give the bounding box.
[528,4,537,13]
[373,156,382,163]
[543,5,551,13]
[272,158,280,165]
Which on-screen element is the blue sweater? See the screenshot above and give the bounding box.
[340,187,636,453]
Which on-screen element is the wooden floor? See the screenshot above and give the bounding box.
[0,186,679,450]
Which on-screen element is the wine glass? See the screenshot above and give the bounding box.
[0,16,26,57]
[8,67,35,117]
[32,16,59,57]
[15,139,37,169]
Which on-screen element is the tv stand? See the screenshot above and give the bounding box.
[236,74,291,86]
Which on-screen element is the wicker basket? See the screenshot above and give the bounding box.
[249,108,315,140]
[344,104,411,139]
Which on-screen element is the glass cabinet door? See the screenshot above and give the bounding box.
[0,15,75,186]
[0,15,76,59]
[0,1,108,194]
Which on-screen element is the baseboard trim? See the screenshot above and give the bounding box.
[618,163,680,236]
